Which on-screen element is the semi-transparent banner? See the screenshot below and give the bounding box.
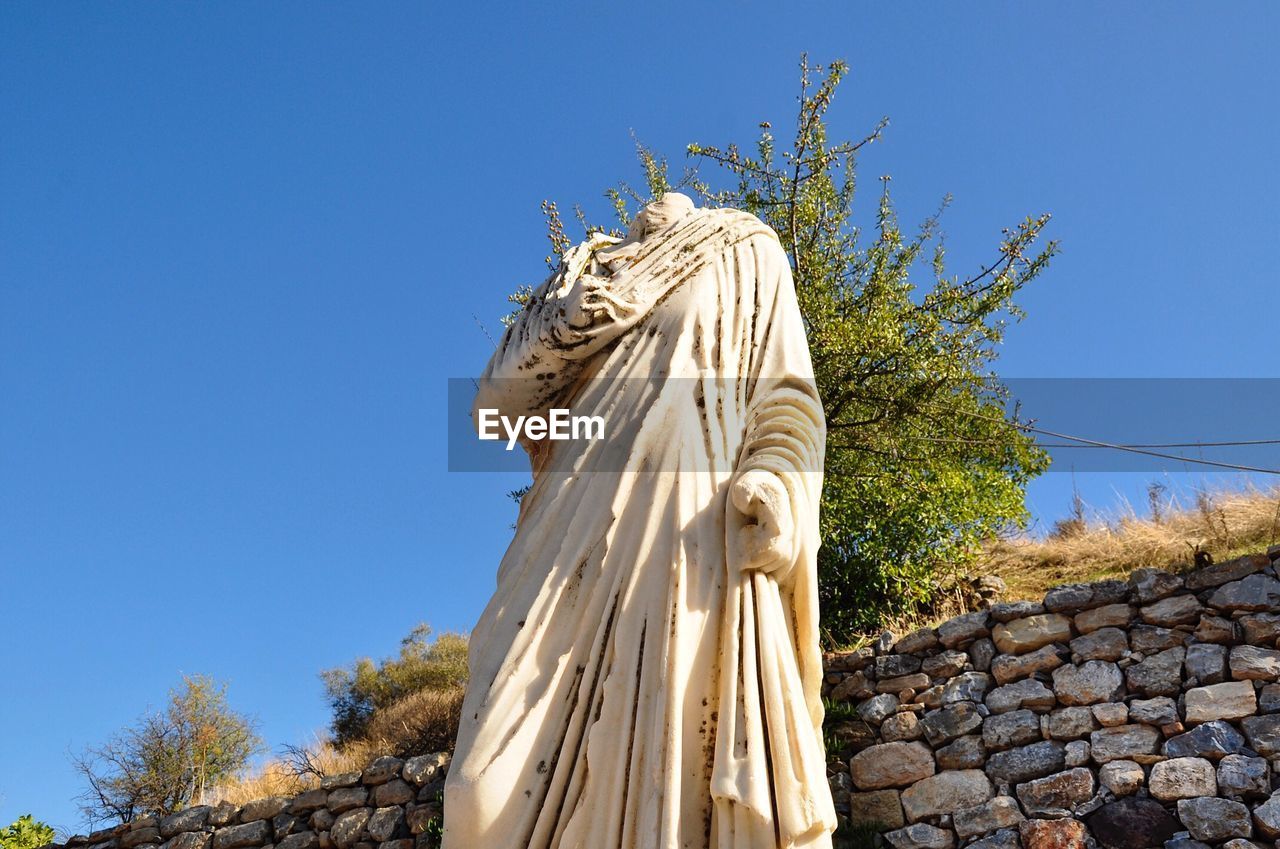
[446,377,1280,475]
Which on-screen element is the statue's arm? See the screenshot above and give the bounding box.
[728,233,826,582]
[472,250,641,426]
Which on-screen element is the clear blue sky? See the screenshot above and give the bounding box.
[2,2,1277,834]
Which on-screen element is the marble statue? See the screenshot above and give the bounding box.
[444,192,835,849]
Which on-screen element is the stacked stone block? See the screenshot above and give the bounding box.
[48,754,451,849]
[825,546,1280,849]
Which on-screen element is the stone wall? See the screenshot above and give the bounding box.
[53,753,451,849]
[49,545,1280,849]
[824,546,1280,849]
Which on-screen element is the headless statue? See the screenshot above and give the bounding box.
[445,193,835,849]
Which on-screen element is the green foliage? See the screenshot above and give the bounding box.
[0,816,55,849]
[537,57,1055,642]
[834,819,884,849]
[72,676,262,823]
[321,624,469,746]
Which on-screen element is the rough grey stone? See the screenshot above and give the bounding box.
[1130,568,1183,603]
[938,612,992,649]
[895,628,940,655]
[1090,724,1161,763]
[1141,595,1203,627]
[850,741,936,790]
[1127,647,1186,697]
[967,829,1019,849]
[1241,714,1280,757]
[1185,681,1257,723]
[990,601,1045,623]
[402,753,449,788]
[1052,661,1124,706]
[982,710,1042,752]
[935,735,987,771]
[1016,767,1094,816]
[1070,627,1128,662]
[1046,706,1098,740]
[1044,580,1129,614]
[943,672,993,704]
[327,787,369,815]
[241,798,289,824]
[985,678,1055,714]
[1175,797,1252,842]
[1130,625,1186,654]
[120,830,160,849]
[211,822,271,849]
[1063,739,1090,767]
[859,694,901,724]
[276,834,317,849]
[992,615,1073,655]
[900,769,994,823]
[362,756,404,786]
[329,809,371,849]
[1217,754,1270,799]
[1129,696,1179,726]
[1186,554,1267,591]
[1251,790,1280,839]
[372,779,414,807]
[882,711,923,742]
[321,772,361,791]
[883,823,955,849]
[953,795,1023,839]
[287,790,328,816]
[364,808,405,843]
[991,645,1064,685]
[922,650,969,679]
[1260,683,1280,714]
[1230,645,1280,681]
[984,741,1065,785]
[1164,720,1248,760]
[1148,757,1217,800]
[922,702,984,746]
[878,654,923,679]
[1185,644,1228,686]
[969,639,998,673]
[166,833,211,849]
[1092,701,1129,727]
[1240,613,1280,646]
[1098,759,1145,796]
[1209,574,1280,613]
[161,808,211,839]
[1076,603,1134,634]
[1195,614,1237,644]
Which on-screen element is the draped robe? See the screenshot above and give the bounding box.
[444,196,835,849]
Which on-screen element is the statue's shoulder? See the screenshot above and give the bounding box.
[703,206,779,236]
[700,207,786,257]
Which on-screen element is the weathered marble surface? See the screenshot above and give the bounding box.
[445,193,834,849]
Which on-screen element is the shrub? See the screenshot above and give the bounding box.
[321,624,468,746]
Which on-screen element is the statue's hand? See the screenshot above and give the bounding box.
[556,275,630,331]
[728,469,796,577]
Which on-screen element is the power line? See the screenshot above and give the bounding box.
[915,436,1280,449]
[929,405,1280,475]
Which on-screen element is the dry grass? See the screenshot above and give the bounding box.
[984,483,1280,601]
[203,687,465,805]
[357,686,465,758]
[867,483,1280,641]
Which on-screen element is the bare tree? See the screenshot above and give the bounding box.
[72,675,263,824]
